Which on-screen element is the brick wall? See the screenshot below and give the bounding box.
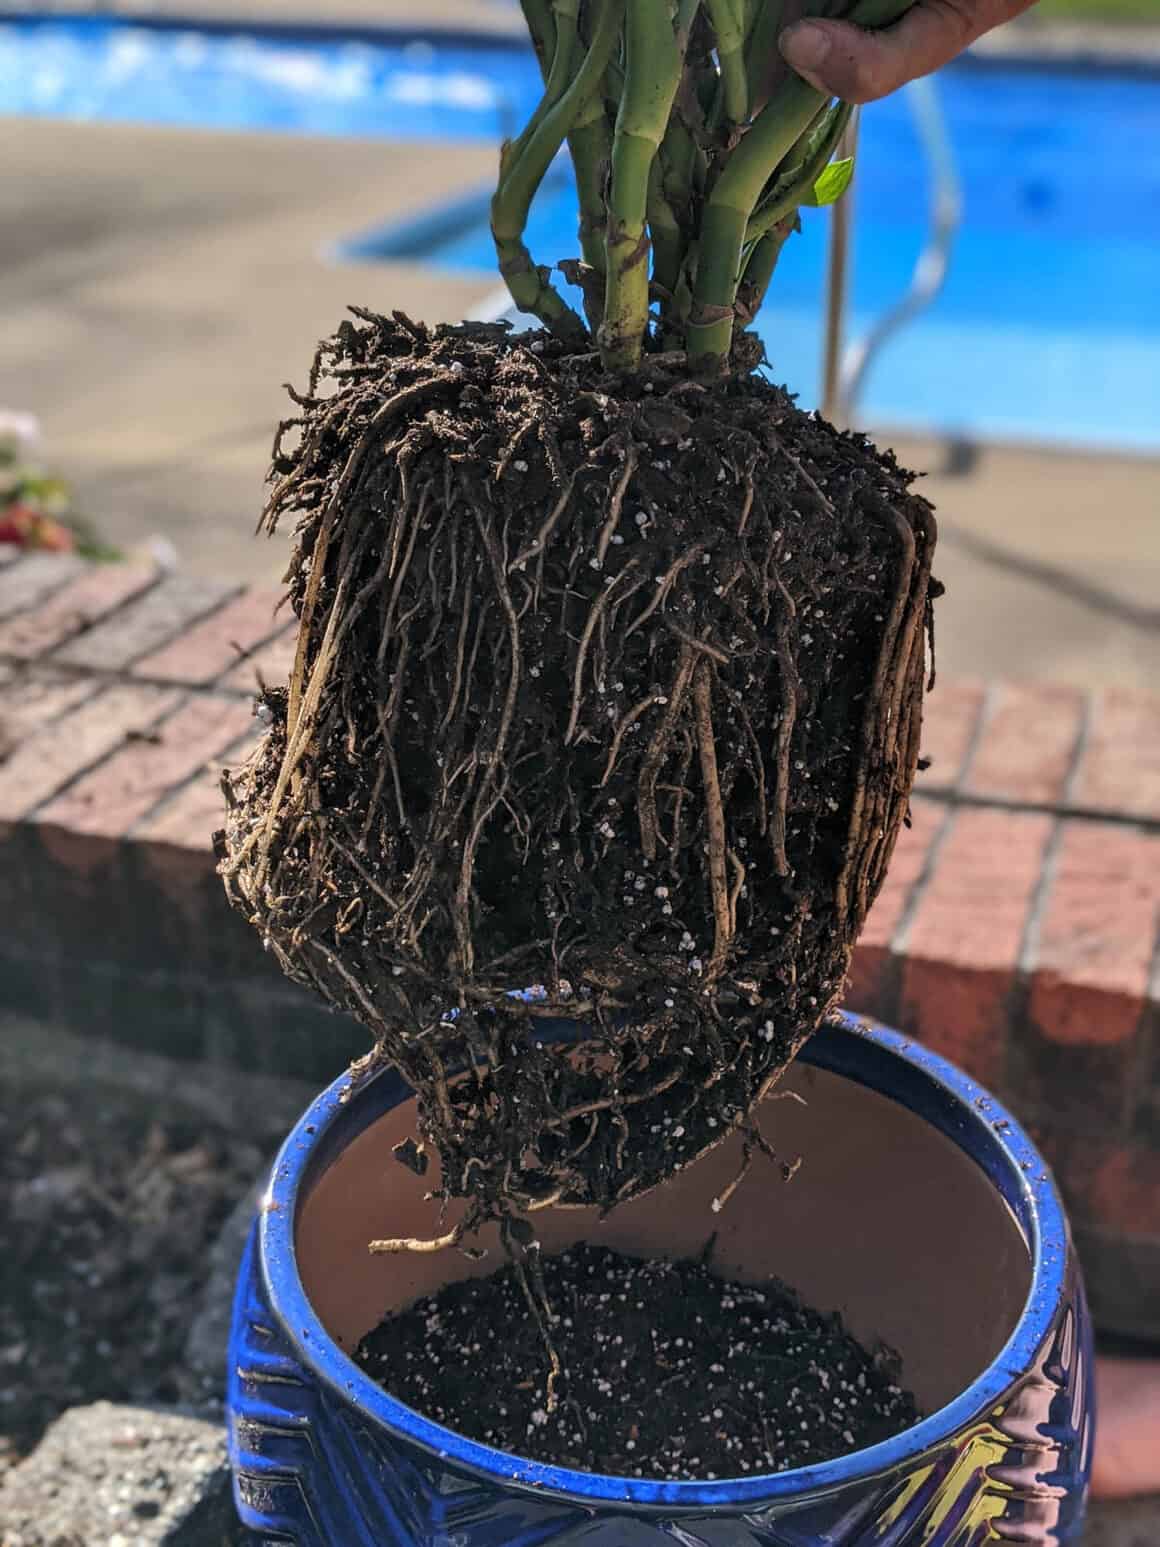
[0,553,365,1082]
[1,552,1158,1340]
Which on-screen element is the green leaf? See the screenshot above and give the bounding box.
[804,157,855,208]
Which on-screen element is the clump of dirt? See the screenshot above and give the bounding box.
[0,1081,264,1479]
[219,310,936,1234]
[355,1242,919,1478]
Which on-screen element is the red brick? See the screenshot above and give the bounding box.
[36,693,254,841]
[51,574,238,671]
[965,680,1084,806]
[1043,1133,1160,1243]
[1076,689,1160,823]
[0,553,87,619]
[221,623,296,693]
[138,726,261,851]
[906,807,1053,970]
[917,677,985,792]
[135,728,262,907]
[1070,1227,1160,1340]
[899,807,1052,1087]
[0,563,156,660]
[1028,821,1160,1048]
[1012,1020,1135,1135]
[0,682,179,825]
[0,665,98,748]
[134,587,285,685]
[847,795,945,1015]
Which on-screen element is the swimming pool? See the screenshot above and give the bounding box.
[0,15,543,140]
[4,15,1158,451]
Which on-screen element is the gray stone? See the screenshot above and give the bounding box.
[0,1402,234,1547]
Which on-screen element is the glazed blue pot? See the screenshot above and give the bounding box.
[227,1014,1094,1544]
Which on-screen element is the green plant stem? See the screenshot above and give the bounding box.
[516,0,613,321]
[744,0,784,116]
[507,0,580,170]
[677,0,702,33]
[704,0,747,125]
[504,0,915,359]
[520,0,557,77]
[492,0,622,338]
[745,101,852,246]
[736,213,796,324]
[685,73,822,372]
[663,102,705,202]
[665,0,705,199]
[600,0,685,369]
[688,0,912,372]
[570,89,613,276]
[522,0,612,327]
[647,153,685,332]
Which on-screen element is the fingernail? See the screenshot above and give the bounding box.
[779,22,832,79]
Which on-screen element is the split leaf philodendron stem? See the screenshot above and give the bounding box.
[494,0,913,375]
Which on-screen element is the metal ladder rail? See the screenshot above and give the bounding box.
[821,74,964,428]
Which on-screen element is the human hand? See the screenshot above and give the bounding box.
[779,0,1037,103]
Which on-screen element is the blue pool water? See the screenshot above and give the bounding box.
[4,16,1158,450]
[0,16,542,140]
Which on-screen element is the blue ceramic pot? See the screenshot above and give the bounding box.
[227,1015,1093,1544]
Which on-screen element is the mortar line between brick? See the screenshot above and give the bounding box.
[0,670,109,741]
[205,616,294,692]
[21,689,198,825]
[891,805,956,959]
[125,723,258,840]
[24,568,165,662]
[891,679,996,957]
[1015,689,1095,979]
[0,653,256,701]
[0,560,86,624]
[912,786,1160,836]
[1001,694,1094,1112]
[117,583,247,670]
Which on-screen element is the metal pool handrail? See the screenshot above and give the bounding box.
[822,74,964,427]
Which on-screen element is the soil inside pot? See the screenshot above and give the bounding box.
[355,1242,919,1478]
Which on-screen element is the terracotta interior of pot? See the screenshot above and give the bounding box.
[295,1060,1032,1417]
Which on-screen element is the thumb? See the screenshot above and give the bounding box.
[779,0,1026,104]
[778,17,915,102]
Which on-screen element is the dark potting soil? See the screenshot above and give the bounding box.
[356,1243,919,1479]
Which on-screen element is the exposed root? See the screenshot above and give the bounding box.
[219,313,937,1240]
[693,661,732,976]
[369,1216,475,1255]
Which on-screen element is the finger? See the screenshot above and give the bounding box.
[779,0,1034,103]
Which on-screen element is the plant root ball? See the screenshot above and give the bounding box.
[219,311,936,1228]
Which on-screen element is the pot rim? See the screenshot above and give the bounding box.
[257,1012,1069,1512]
